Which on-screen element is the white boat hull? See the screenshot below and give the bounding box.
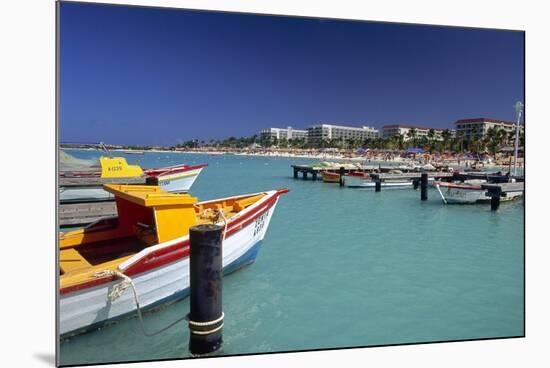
[436,184,523,204]
[156,166,203,193]
[59,192,280,337]
[344,174,412,189]
[59,167,205,203]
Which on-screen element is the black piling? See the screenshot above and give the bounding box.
[188,224,224,356]
[420,173,428,201]
[413,179,419,190]
[302,171,308,180]
[145,176,159,186]
[293,167,298,179]
[339,166,345,187]
[490,188,502,211]
[312,172,318,181]
[375,179,381,192]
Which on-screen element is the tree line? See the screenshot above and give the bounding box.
[173,127,523,155]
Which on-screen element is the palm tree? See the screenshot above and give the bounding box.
[406,128,418,146]
[455,130,465,153]
[395,133,405,150]
[441,129,452,151]
[427,129,436,151]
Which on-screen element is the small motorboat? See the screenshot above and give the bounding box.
[59,184,289,337]
[343,172,413,189]
[59,150,207,203]
[321,171,341,183]
[433,179,523,204]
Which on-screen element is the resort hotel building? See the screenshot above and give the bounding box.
[454,118,524,140]
[306,124,380,141]
[381,124,450,141]
[259,127,308,141]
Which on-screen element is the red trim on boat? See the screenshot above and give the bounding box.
[144,164,208,177]
[434,181,483,190]
[343,172,367,177]
[60,190,286,295]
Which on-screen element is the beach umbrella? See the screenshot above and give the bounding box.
[406,147,425,154]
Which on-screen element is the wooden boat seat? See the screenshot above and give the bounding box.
[232,195,263,212]
[60,248,92,274]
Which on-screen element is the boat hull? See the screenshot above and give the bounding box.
[435,182,523,204]
[344,174,412,189]
[321,172,340,183]
[59,165,206,203]
[59,193,281,337]
[156,166,203,193]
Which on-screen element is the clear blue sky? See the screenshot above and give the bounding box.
[59,2,524,146]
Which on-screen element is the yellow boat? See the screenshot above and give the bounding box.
[59,184,289,337]
[321,171,341,183]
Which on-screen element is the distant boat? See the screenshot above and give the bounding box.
[321,171,341,183]
[59,151,207,203]
[123,150,144,155]
[343,172,413,189]
[59,184,289,337]
[433,179,523,204]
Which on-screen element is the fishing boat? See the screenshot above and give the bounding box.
[59,184,289,337]
[343,172,413,189]
[59,151,207,203]
[321,171,341,183]
[433,179,523,204]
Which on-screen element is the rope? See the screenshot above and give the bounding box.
[93,269,188,337]
[188,312,224,327]
[189,324,224,335]
[92,209,228,337]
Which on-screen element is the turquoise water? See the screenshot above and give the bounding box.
[59,151,524,366]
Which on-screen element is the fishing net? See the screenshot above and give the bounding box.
[59,150,100,172]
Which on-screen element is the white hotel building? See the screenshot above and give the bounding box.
[306,124,379,141]
[259,127,308,141]
[382,124,451,141]
[454,118,523,140]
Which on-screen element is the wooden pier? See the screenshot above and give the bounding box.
[59,201,117,226]
[291,164,451,181]
[59,176,159,226]
[369,172,454,181]
[59,175,156,187]
[482,182,525,210]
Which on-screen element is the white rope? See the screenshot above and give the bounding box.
[91,207,229,336]
[434,183,448,204]
[189,324,224,335]
[216,208,228,241]
[93,269,188,337]
[188,312,224,327]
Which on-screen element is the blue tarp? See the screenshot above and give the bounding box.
[406,147,425,154]
[355,148,369,154]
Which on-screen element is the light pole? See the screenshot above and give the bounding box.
[513,101,524,177]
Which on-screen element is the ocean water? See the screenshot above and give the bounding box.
[59,151,524,366]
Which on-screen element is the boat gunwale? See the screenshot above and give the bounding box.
[434,181,484,190]
[59,189,288,295]
[144,163,208,177]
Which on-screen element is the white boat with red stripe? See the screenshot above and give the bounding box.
[59,185,289,337]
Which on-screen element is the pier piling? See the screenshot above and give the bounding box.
[293,167,298,179]
[145,176,159,186]
[188,224,224,356]
[420,173,428,201]
[339,166,345,187]
[302,171,308,180]
[413,179,419,190]
[489,188,502,211]
[375,179,381,192]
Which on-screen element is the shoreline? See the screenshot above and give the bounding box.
[62,147,524,171]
